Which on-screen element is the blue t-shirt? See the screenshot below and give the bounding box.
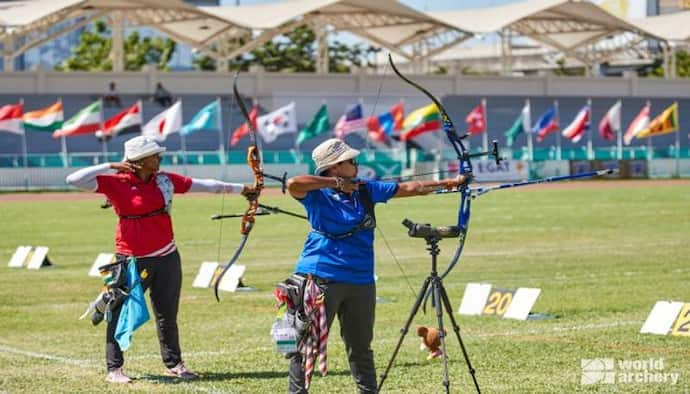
[294,181,398,284]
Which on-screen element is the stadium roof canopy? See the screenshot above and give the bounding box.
[200,0,473,72]
[428,0,661,74]
[632,11,690,43]
[0,0,250,71]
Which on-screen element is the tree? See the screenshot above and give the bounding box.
[193,25,374,73]
[248,25,318,72]
[55,20,176,71]
[641,50,690,78]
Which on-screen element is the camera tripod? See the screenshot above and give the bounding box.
[378,219,480,394]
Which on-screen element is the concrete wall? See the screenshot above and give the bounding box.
[2,67,689,98]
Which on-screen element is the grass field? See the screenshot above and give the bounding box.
[1,181,689,393]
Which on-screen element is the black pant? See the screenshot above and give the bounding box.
[106,250,183,371]
[288,282,377,394]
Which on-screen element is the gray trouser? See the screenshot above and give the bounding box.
[288,282,377,394]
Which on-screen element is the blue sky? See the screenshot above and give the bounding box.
[219,0,520,10]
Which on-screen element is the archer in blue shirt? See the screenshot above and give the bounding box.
[285,139,470,394]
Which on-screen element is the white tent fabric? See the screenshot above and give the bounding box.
[0,0,250,66]
[632,11,690,43]
[201,0,472,62]
[0,0,83,27]
[429,0,657,52]
[426,0,661,71]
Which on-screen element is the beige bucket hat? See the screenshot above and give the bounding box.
[312,138,360,174]
[123,136,167,161]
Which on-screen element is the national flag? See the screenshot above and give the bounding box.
[367,103,404,143]
[296,104,330,147]
[0,103,24,134]
[533,105,559,142]
[465,102,486,135]
[23,101,63,131]
[53,100,102,138]
[598,100,621,141]
[400,103,441,141]
[98,100,142,139]
[257,102,297,144]
[623,103,650,145]
[181,100,221,136]
[636,102,679,139]
[230,101,259,146]
[561,105,590,143]
[141,100,182,141]
[334,103,367,139]
[505,102,531,146]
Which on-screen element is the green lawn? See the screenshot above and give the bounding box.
[1,182,689,393]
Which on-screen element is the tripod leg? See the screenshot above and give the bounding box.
[438,282,481,394]
[431,278,451,394]
[378,276,432,392]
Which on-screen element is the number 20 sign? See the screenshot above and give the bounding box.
[641,301,690,336]
[458,283,541,321]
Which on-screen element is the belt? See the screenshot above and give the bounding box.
[297,273,331,285]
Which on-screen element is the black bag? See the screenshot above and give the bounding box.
[91,257,131,325]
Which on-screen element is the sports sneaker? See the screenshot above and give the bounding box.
[164,362,198,380]
[106,368,132,384]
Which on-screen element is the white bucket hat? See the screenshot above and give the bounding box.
[312,138,360,174]
[123,136,166,161]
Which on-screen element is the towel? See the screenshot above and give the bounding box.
[114,258,150,351]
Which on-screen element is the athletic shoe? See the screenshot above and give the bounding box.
[106,368,132,384]
[165,362,198,380]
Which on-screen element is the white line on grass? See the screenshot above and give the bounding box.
[476,320,640,338]
[0,343,100,368]
[0,344,235,393]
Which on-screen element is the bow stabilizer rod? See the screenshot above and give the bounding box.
[263,171,288,194]
[211,204,306,220]
[433,168,619,197]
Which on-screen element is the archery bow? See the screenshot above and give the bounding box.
[388,54,501,280]
[213,72,265,302]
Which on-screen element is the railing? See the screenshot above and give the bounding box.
[0,149,410,168]
[1,146,689,168]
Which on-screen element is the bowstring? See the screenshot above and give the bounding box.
[368,59,416,298]
[216,94,234,268]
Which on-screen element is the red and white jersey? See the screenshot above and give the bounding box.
[96,171,192,257]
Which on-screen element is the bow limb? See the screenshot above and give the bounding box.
[388,54,472,280]
[214,234,250,301]
[214,72,264,302]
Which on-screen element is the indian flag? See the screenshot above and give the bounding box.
[400,103,441,141]
[23,100,64,131]
[53,100,102,138]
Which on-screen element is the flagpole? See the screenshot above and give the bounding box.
[481,98,488,155]
[180,133,188,165]
[360,97,372,154]
[216,97,225,165]
[101,139,108,162]
[617,100,623,160]
[675,118,680,177]
[19,98,28,168]
[99,99,108,163]
[55,97,68,167]
[554,100,561,161]
[587,98,593,160]
[526,99,533,161]
[646,100,652,161]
